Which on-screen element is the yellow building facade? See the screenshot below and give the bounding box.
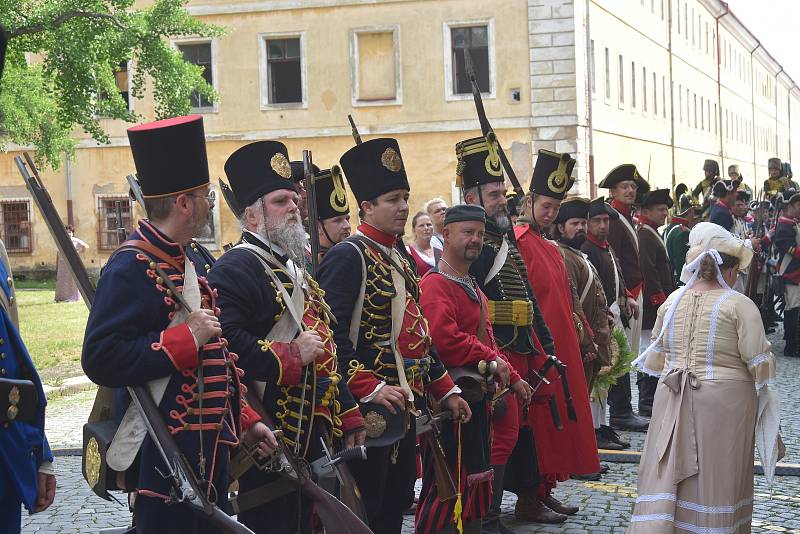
[1,0,799,275]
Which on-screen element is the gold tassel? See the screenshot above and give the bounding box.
[453,419,464,534]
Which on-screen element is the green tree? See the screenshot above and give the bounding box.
[0,0,223,168]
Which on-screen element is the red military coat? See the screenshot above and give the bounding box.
[514,223,600,477]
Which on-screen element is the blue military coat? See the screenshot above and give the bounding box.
[0,256,52,512]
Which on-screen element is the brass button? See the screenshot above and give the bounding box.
[149,261,157,270]
[0,339,4,345]
[204,264,210,271]
[156,276,164,285]
[1,368,5,375]
[0,353,5,359]
[6,276,12,287]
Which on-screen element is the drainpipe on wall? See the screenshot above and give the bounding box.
[667,0,676,188]
[65,153,74,226]
[751,42,761,183]
[584,0,595,194]
[714,4,728,176]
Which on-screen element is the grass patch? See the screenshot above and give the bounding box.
[15,278,56,290]
[16,290,89,386]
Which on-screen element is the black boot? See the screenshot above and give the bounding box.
[784,308,798,357]
[482,465,516,534]
[636,373,659,417]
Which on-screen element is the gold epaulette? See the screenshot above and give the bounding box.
[487,300,534,327]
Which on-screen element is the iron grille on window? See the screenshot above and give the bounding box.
[451,26,489,94]
[267,38,302,104]
[0,201,32,253]
[97,198,133,250]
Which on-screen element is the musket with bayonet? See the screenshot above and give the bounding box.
[15,153,256,534]
[464,49,524,198]
[303,150,321,274]
[348,114,363,145]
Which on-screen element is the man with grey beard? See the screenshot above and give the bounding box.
[457,136,562,526]
[208,141,366,534]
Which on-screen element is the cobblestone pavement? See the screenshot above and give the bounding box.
[23,329,800,533]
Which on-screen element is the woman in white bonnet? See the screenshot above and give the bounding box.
[629,222,782,533]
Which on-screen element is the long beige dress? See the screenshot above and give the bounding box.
[629,288,776,534]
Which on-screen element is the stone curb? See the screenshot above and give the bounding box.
[43,375,96,400]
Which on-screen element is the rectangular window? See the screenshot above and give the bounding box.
[265,37,303,104]
[618,54,624,105]
[684,4,688,38]
[98,60,131,110]
[605,48,611,100]
[678,84,683,123]
[707,100,711,132]
[662,76,666,118]
[642,67,647,112]
[690,8,694,45]
[692,92,696,128]
[677,2,681,33]
[0,201,32,253]
[714,103,718,134]
[700,96,704,130]
[712,31,716,59]
[686,88,690,126]
[177,43,213,111]
[450,25,490,95]
[705,22,709,54]
[354,30,399,103]
[97,197,133,251]
[651,0,655,13]
[653,71,658,115]
[631,62,636,108]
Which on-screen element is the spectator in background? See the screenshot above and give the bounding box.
[423,197,448,251]
[54,225,88,302]
[408,211,436,275]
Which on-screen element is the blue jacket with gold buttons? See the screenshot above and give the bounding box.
[0,252,52,512]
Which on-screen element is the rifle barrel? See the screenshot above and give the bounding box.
[303,150,320,275]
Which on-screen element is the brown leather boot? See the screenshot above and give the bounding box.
[541,493,579,516]
[514,493,567,524]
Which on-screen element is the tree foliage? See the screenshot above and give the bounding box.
[0,0,223,168]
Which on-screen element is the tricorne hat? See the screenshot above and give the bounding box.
[528,149,576,200]
[455,134,505,190]
[224,141,295,210]
[588,196,619,220]
[127,115,209,198]
[314,165,350,220]
[684,222,753,275]
[711,179,741,198]
[339,138,410,203]
[639,188,673,209]
[598,164,650,195]
[554,196,589,224]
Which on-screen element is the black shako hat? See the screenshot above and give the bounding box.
[703,159,720,175]
[528,149,576,199]
[444,204,486,225]
[589,196,619,220]
[290,160,321,184]
[127,115,210,199]
[339,138,409,203]
[554,196,589,224]
[224,141,295,210]
[315,165,350,220]
[598,164,650,194]
[639,188,673,208]
[455,135,505,189]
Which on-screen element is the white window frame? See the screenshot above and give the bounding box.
[350,25,402,107]
[258,31,308,110]
[171,37,219,114]
[443,18,496,102]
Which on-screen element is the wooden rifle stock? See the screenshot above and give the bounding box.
[15,154,256,534]
[420,407,457,502]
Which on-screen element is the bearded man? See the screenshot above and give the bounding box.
[208,141,365,533]
[515,150,600,516]
[457,135,558,526]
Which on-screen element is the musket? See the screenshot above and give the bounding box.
[348,114,363,145]
[15,154,256,534]
[464,49,524,197]
[126,175,147,218]
[418,405,457,502]
[303,150,321,275]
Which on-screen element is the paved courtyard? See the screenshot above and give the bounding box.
[20,329,800,533]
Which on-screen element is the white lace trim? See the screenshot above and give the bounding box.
[631,513,674,523]
[632,509,752,533]
[636,494,753,514]
[706,290,737,379]
[666,312,677,371]
[748,352,772,369]
[636,493,676,503]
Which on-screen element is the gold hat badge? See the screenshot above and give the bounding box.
[329,166,349,213]
[270,152,292,179]
[547,153,572,194]
[381,148,403,172]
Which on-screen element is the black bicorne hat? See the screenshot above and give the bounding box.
[444,204,486,225]
[598,164,650,194]
[639,188,673,208]
[224,141,295,210]
[588,196,619,220]
[339,138,410,203]
[127,115,210,199]
[736,189,751,203]
[455,134,505,190]
[290,160,321,184]
[711,179,741,198]
[315,165,350,220]
[676,194,701,216]
[528,149,576,200]
[554,196,590,224]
